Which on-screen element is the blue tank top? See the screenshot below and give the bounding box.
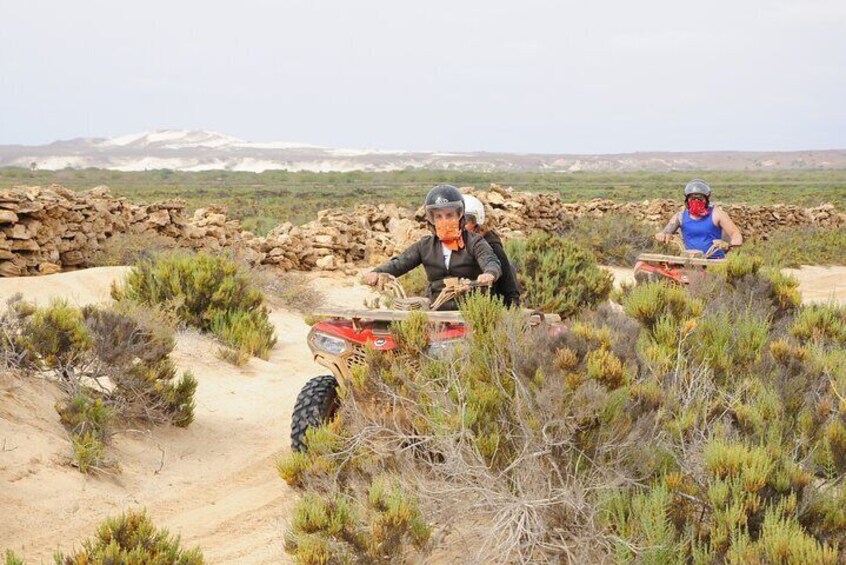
[681,209,725,259]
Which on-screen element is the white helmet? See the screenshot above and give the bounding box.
[463,194,485,226]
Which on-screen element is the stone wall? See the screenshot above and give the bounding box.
[1,183,843,276]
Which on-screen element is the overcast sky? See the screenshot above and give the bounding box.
[1,0,844,153]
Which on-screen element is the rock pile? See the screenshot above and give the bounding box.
[0,184,842,276]
[0,185,186,277]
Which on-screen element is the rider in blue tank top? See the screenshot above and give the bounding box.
[655,179,743,258]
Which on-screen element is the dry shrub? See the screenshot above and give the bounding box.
[278,262,846,563]
[566,212,662,266]
[4,297,197,473]
[89,231,178,267]
[251,267,325,313]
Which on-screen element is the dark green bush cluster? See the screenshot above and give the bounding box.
[507,233,613,318]
[113,252,276,359]
[278,252,846,562]
[2,297,196,473]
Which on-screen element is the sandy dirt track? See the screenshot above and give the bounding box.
[1,265,844,562]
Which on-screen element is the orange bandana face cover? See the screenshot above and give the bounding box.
[435,218,465,251]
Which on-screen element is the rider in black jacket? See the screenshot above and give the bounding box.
[363,185,501,310]
[463,194,521,307]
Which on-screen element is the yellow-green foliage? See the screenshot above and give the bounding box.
[5,298,198,473]
[792,304,846,347]
[392,311,430,355]
[285,477,430,564]
[4,550,24,565]
[23,299,92,369]
[113,252,277,358]
[53,509,203,564]
[281,265,846,562]
[209,309,276,359]
[508,233,613,319]
[57,393,114,473]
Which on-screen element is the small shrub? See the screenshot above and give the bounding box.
[53,509,203,564]
[89,232,178,267]
[217,346,250,367]
[210,309,276,359]
[567,213,661,266]
[22,299,92,372]
[71,431,107,474]
[114,252,277,358]
[508,233,613,318]
[252,269,325,313]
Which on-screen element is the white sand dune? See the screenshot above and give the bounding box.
[1,264,844,562]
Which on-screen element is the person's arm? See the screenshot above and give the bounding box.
[655,212,682,242]
[489,239,521,306]
[372,240,424,277]
[714,208,743,247]
[469,235,501,283]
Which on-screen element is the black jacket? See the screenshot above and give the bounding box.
[374,231,501,310]
[483,231,521,307]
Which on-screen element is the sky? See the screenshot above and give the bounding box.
[0,0,844,153]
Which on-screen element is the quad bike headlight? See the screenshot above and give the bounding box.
[311,331,349,356]
[426,339,465,360]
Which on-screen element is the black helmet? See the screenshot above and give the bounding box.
[684,179,712,199]
[423,184,465,224]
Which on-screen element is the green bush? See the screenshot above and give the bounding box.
[742,226,846,268]
[507,233,613,318]
[277,262,846,562]
[53,509,203,564]
[113,252,277,358]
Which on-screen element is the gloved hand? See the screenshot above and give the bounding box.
[477,273,495,286]
[655,233,671,243]
[711,239,731,251]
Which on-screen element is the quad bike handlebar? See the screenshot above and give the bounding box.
[369,273,491,311]
[661,234,728,260]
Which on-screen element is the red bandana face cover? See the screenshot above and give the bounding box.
[688,198,710,217]
[435,218,465,251]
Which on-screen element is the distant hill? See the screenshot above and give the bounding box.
[1,129,844,172]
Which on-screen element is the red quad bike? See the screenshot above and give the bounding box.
[633,235,728,286]
[290,274,563,451]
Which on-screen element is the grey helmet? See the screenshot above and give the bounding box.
[684,179,712,199]
[423,184,465,224]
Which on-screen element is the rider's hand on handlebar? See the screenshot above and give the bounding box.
[477,273,495,286]
[363,272,380,286]
[711,239,731,251]
[655,233,671,243]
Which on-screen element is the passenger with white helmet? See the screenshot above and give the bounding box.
[363,184,501,310]
[463,194,521,307]
[655,179,743,258]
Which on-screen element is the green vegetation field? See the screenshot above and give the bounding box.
[1,168,844,235]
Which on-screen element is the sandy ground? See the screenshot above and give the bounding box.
[0,267,328,563]
[1,265,844,562]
